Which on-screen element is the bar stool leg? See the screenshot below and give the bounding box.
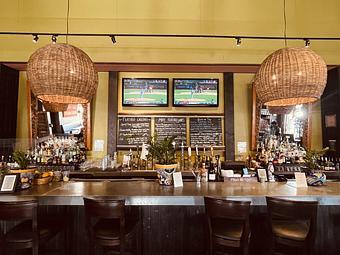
[32,243,39,255]
[136,221,142,255]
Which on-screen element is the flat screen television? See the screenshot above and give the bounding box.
[173,78,219,106]
[122,78,169,106]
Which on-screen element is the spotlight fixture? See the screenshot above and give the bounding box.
[32,34,39,43]
[236,37,241,47]
[110,35,116,44]
[304,39,310,48]
[51,35,57,44]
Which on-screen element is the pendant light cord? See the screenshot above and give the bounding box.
[66,0,70,44]
[283,0,287,47]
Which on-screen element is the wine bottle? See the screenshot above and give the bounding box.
[208,157,216,182]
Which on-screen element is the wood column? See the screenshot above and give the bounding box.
[224,73,235,160]
[0,64,19,156]
[107,71,118,154]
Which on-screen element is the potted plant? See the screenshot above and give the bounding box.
[11,151,36,189]
[147,134,177,185]
[303,147,328,186]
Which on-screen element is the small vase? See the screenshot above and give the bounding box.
[155,163,177,185]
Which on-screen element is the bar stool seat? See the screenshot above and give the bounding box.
[211,218,244,241]
[0,199,67,255]
[204,196,251,255]
[84,197,141,255]
[272,220,310,241]
[5,219,62,243]
[266,197,318,255]
[93,218,139,241]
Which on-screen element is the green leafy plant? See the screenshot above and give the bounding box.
[304,147,328,171]
[12,151,30,169]
[147,134,177,165]
[0,167,8,176]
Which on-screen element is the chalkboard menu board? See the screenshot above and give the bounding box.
[190,117,222,146]
[118,117,151,145]
[155,117,187,145]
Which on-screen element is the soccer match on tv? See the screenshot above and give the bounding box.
[173,79,218,106]
[123,78,168,106]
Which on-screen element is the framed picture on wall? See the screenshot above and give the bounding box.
[0,174,19,193]
[122,78,169,106]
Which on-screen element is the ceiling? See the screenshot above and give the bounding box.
[1,0,340,66]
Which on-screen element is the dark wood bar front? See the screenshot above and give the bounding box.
[1,181,340,255]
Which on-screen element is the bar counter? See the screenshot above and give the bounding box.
[2,180,340,205]
[2,180,340,255]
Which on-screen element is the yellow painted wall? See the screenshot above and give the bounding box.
[88,72,109,158]
[311,101,323,150]
[16,71,29,150]
[234,74,254,160]
[1,0,340,64]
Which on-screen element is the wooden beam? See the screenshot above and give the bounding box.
[3,62,260,73]
[3,62,338,73]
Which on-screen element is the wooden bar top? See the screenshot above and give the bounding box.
[1,180,340,206]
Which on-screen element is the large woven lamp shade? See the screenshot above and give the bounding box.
[268,105,293,115]
[27,43,98,104]
[42,101,69,112]
[255,47,327,106]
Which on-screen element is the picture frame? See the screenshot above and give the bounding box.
[256,168,268,182]
[0,174,19,193]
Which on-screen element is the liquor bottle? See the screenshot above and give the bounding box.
[215,155,221,181]
[336,158,340,171]
[136,146,141,170]
[1,155,4,167]
[208,157,216,182]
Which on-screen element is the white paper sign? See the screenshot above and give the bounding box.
[294,172,308,188]
[173,172,183,187]
[237,142,247,154]
[221,170,234,177]
[140,143,148,160]
[94,139,104,152]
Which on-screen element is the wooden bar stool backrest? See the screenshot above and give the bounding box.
[204,196,251,253]
[266,197,318,240]
[204,196,251,220]
[0,200,38,254]
[83,197,126,252]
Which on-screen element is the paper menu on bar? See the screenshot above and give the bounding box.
[294,172,308,188]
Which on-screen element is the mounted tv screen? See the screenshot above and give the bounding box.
[122,78,169,106]
[173,79,219,106]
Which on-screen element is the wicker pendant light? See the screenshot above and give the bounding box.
[254,47,327,107]
[255,47,327,106]
[27,43,98,104]
[268,105,293,115]
[42,101,69,112]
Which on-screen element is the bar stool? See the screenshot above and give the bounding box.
[266,197,318,255]
[83,197,141,255]
[0,199,64,255]
[204,196,251,255]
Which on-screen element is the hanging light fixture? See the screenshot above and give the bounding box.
[26,0,98,104]
[254,0,327,106]
[268,105,293,115]
[42,101,69,112]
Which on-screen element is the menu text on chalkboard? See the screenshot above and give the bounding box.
[190,117,222,146]
[155,117,187,145]
[118,117,151,145]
